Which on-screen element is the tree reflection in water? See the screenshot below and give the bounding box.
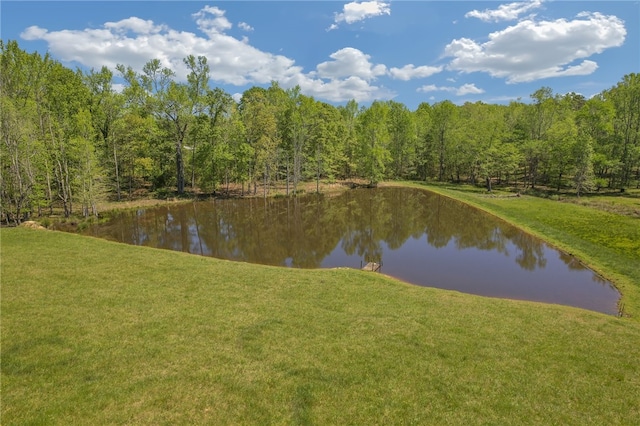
[81,187,619,314]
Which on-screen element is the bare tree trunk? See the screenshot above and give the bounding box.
[316,158,320,194]
[175,122,188,195]
[191,139,197,190]
[113,142,121,201]
[176,139,185,194]
[43,161,52,214]
[263,167,267,199]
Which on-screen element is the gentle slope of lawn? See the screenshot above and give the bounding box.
[2,228,640,425]
[392,182,640,319]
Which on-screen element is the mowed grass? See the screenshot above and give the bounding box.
[2,228,640,425]
[394,182,640,320]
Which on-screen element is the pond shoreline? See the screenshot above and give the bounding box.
[63,184,621,315]
[23,179,638,318]
[389,181,637,319]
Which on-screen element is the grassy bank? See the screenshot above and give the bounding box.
[389,181,640,319]
[2,227,640,425]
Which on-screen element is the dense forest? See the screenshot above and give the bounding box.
[1,40,639,224]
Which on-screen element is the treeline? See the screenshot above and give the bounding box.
[1,40,639,224]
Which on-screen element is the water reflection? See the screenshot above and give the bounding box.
[81,187,619,314]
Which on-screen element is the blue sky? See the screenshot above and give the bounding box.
[1,1,638,109]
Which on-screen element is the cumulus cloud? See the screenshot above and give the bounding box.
[232,92,243,103]
[315,47,387,81]
[465,0,544,23]
[192,6,232,36]
[21,26,48,40]
[20,16,294,86]
[238,22,254,32]
[103,17,166,34]
[389,64,443,81]
[445,12,626,83]
[328,1,391,30]
[298,47,393,101]
[19,6,396,103]
[457,83,485,95]
[417,85,445,93]
[417,83,484,96]
[287,74,394,103]
[112,83,126,94]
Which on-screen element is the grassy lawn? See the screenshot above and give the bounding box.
[391,181,640,320]
[2,226,640,425]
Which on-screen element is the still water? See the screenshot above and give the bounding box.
[80,187,620,314]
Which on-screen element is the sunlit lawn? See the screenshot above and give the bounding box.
[2,226,640,425]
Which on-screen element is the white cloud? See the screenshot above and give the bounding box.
[20,6,396,103]
[389,64,443,81]
[315,48,387,81]
[328,1,391,30]
[112,83,126,94]
[238,22,254,32]
[20,19,294,86]
[417,83,484,96]
[21,26,48,40]
[417,85,446,93]
[192,6,232,36]
[445,12,626,83]
[486,95,526,103]
[457,83,485,96]
[287,74,394,103]
[303,47,392,101]
[465,0,544,23]
[104,17,166,34]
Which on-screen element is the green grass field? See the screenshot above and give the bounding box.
[2,183,640,424]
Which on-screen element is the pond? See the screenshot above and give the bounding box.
[77,187,620,314]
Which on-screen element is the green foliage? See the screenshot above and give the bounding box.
[337,99,359,178]
[430,100,458,181]
[240,87,279,195]
[2,39,639,222]
[386,100,417,178]
[357,101,391,185]
[573,136,596,196]
[604,73,640,188]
